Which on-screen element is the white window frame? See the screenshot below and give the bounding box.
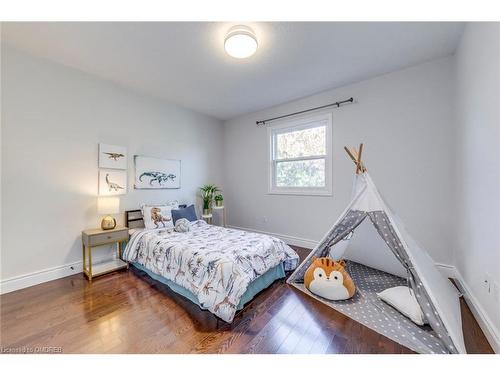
[267,112,333,196]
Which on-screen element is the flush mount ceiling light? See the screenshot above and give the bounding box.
[224,25,258,59]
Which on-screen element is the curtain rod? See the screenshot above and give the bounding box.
[256,97,354,126]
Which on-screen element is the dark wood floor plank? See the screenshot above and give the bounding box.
[243,292,302,353]
[270,299,311,354]
[221,286,294,354]
[289,304,325,354]
[194,281,288,354]
[0,245,493,354]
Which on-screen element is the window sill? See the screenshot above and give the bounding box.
[267,189,333,197]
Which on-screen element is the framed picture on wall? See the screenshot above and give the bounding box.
[134,156,181,189]
[99,169,127,195]
[99,143,127,170]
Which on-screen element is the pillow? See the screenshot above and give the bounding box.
[168,200,179,208]
[141,204,177,229]
[174,218,191,232]
[304,257,356,300]
[171,204,197,224]
[377,286,426,325]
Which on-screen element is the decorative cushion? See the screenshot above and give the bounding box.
[304,257,356,300]
[171,204,197,224]
[377,286,426,325]
[174,218,191,233]
[141,203,178,229]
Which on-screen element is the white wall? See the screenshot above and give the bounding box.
[1,46,224,287]
[224,57,455,264]
[454,23,500,350]
[1,26,498,350]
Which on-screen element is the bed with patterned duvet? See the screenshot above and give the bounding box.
[123,220,299,322]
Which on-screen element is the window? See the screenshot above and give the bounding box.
[268,113,332,195]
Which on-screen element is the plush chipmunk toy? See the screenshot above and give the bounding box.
[304,257,356,300]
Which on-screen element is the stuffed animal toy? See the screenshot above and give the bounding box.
[174,218,190,233]
[304,257,356,300]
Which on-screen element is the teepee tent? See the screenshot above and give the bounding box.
[287,144,466,354]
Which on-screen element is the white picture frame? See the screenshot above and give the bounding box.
[134,156,181,189]
[99,169,127,196]
[99,143,127,170]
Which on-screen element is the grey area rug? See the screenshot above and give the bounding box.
[290,261,449,354]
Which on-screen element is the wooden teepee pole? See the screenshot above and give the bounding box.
[344,143,366,174]
[344,146,358,165]
[356,143,364,174]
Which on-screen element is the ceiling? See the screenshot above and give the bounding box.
[2,22,464,120]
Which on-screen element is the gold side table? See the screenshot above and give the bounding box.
[201,213,213,224]
[81,226,129,281]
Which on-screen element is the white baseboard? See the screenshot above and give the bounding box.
[434,262,499,353]
[0,254,113,295]
[2,226,309,295]
[435,263,460,279]
[454,268,500,353]
[227,225,319,249]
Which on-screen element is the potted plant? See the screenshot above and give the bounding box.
[214,194,224,207]
[199,184,220,215]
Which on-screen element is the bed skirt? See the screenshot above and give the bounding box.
[131,262,286,311]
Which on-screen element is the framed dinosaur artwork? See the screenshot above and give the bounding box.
[99,143,127,170]
[134,155,181,189]
[99,169,127,196]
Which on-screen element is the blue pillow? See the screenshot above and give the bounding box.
[171,204,197,224]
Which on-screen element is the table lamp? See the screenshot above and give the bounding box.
[97,196,120,230]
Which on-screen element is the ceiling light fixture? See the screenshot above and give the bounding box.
[224,25,258,59]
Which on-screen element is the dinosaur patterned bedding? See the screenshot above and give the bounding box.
[123,220,299,322]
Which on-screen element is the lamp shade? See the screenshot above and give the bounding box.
[97,196,120,215]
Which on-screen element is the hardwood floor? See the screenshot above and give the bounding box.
[0,246,493,354]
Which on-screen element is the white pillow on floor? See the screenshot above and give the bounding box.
[377,286,426,326]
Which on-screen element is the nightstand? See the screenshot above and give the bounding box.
[81,226,129,281]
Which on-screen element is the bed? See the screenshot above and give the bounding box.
[123,210,299,323]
